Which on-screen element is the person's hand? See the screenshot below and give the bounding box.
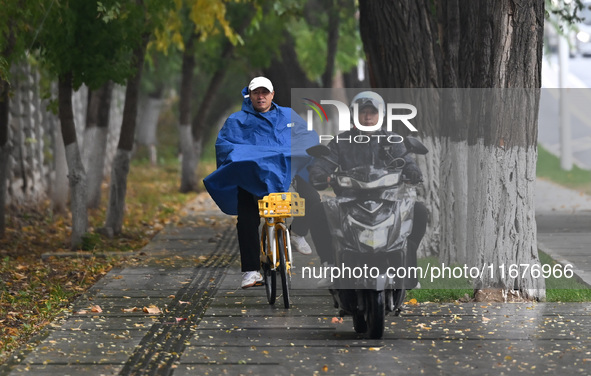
[310,173,330,190]
[404,167,423,184]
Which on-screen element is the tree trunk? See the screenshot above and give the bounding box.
[437,1,469,264]
[321,0,341,88]
[51,112,68,214]
[0,79,10,237]
[136,93,163,165]
[58,72,87,249]
[179,33,197,193]
[84,81,113,208]
[104,37,148,235]
[464,1,545,300]
[358,0,545,300]
[182,38,234,194]
[359,0,441,257]
[187,58,229,191]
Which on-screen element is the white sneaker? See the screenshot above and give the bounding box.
[241,271,263,289]
[291,233,312,255]
[317,262,334,288]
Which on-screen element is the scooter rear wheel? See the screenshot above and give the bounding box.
[366,290,385,339]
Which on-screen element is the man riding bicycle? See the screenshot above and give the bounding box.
[203,77,319,288]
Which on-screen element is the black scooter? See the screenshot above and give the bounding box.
[307,137,429,339]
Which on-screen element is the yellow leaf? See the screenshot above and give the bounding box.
[91,305,102,313]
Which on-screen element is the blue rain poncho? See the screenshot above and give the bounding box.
[203,87,318,215]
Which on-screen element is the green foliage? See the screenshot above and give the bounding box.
[236,0,362,80]
[97,1,122,23]
[35,0,136,89]
[0,0,47,84]
[233,3,287,70]
[546,0,586,26]
[34,0,175,90]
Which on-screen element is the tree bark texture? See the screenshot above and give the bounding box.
[0,79,9,237]
[84,81,113,208]
[58,72,88,249]
[179,33,198,192]
[104,36,148,234]
[51,112,69,214]
[359,0,442,258]
[321,0,341,88]
[359,0,545,299]
[181,38,234,194]
[136,94,163,165]
[104,149,131,235]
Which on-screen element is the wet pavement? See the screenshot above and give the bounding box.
[2,181,591,375]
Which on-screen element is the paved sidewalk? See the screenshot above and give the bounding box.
[535,178,591,286]
[2,180,591,375]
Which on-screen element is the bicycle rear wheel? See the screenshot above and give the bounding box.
[277,227,291,309]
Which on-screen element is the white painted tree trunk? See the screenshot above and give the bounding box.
[0,145,9,236]
[65,142,88,248]
[104,84,125,177]
[136,96,163,165]
[415,135,440,258]
[467,142,545,300]
[439,139,468,264]
[51,116,69,214]
[104,149,131,235]
[179,124,198,192]
[83,126,109,208]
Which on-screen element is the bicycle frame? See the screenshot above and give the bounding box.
[258,192,305,309]
[262,218,292,272]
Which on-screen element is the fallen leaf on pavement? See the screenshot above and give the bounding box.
[143,305,161,314]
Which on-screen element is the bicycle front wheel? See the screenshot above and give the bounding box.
[261,229,276,305]
[277,227,291,309]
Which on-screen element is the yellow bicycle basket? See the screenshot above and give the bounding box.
[258,192,305,218]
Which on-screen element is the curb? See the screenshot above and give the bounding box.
[538,241,591,288]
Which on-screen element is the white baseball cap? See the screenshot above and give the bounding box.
[248,76,274,92]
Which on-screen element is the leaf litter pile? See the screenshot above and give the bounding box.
[0,162,206,364]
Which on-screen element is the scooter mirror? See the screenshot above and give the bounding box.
[404,137,429,155]
[306,144,331,158]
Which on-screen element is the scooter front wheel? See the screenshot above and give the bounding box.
[366,290,385,339]
[353,312,367,333]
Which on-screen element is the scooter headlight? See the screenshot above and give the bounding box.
[346,214,395,249]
